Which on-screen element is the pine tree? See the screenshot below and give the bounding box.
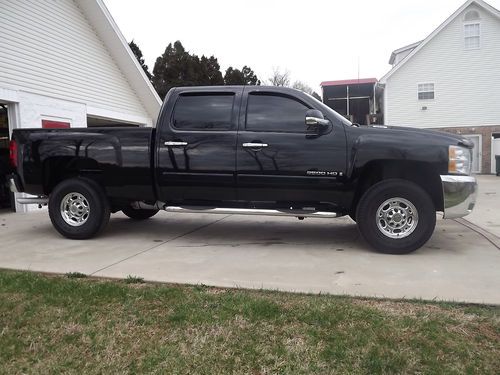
[129,40,152,81]
[224,66,260,85]
[199,56,224,85]
[152,41,260,98]
[152,41,193,99]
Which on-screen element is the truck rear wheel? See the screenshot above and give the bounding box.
[48,178,110,239]
[122,206,159,220]
[356,179,436,254]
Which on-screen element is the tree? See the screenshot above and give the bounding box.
[152,41,229,98]
[129,40,152,81]
[292,81,322,101]
[241,66,261,85]
[224,66,260,85]
[268,67,290,87]
[199,55,224,85]
[152,41,202,99]
[292,80,312,93]
[152,40,260,98]
[311,92,322,101]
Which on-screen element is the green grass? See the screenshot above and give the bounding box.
[65,272,87,279]
[0,271,498,374]
[124,275,145,284]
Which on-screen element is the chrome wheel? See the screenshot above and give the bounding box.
[60,192,90,227]
[376,197,418,239]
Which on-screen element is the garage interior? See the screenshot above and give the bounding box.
[87,116,141,127]
[0,104,14,210]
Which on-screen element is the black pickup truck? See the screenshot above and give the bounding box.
[8,86,477,254]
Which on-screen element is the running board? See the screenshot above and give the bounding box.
[17,196,49,205]
[163,205,339,219]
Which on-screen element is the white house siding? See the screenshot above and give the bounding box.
[384,4,500,129]
[0,0,152,126]
[17,92,87,129]
[392,48,416,66]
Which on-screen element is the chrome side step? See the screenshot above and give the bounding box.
[163,205,339,219]
[17,196,49,205]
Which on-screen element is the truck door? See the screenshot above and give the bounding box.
[156,87,242,202]
[236,87,347,207]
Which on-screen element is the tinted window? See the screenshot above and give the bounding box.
[246,94,310,132]
[173,94,234,130]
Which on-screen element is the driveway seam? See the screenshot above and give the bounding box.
[89,215,231,276]
[453,218,500,250]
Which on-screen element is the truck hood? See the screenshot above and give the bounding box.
[364,125,474,148]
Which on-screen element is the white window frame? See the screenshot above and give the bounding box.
[464,22,481,50]
[417,83,435,100]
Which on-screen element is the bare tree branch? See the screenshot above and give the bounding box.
[267,67,290,87]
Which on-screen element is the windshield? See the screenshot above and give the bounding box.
[305,93,353,127]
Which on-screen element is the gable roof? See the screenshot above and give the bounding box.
[75,0,162,119]
[388,40,422,65]
[380,0,500,84]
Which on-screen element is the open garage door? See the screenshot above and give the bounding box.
[87,116,142,127]
[0,104,15,211]
[492,135,500,175]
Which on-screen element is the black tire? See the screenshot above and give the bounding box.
[356,179,436,254]
[48,178,110,239]
[122,206,159,220]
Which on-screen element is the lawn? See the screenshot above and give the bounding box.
[0,271,498,374]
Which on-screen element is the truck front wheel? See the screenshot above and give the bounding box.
[356,179,436,254]
[48,178,110,239]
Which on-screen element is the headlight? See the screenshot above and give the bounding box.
[448,145,472,175]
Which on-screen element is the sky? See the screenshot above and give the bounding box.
[104,0,499,93]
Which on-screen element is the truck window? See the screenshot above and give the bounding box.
[246,93,310,133]
[173,94,234,130]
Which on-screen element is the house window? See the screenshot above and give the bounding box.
[418,83,434,100]
[464,9,480,22]
[464,23,480,49]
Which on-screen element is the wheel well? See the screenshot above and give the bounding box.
[351,160,443,214]
[42,157,102,195]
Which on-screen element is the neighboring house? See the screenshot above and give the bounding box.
[380,0,500,174]
[0,0,162,212]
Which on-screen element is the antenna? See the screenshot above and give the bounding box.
[357,56,360,81]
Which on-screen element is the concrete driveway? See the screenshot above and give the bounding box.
[0,175,499,305]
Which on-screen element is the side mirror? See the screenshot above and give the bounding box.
[305,109,330,127]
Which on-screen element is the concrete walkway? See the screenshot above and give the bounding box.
[465,174,500,239]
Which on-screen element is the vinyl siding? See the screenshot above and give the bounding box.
[0,0,150,122]
[384,4,500,129]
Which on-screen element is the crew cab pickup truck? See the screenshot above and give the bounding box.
[8,86,477,254]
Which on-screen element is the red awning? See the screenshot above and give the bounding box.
[321,78,378,87]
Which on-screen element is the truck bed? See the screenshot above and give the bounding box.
[13,127,156,204]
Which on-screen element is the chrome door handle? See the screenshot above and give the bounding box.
[164,141,188,147]
[242,142,268,148]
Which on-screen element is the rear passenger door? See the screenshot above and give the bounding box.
[156,87,242,202]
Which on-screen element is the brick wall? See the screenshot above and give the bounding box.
[431,125,500,174]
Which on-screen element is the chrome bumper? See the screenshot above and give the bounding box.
[440,175,477,219]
